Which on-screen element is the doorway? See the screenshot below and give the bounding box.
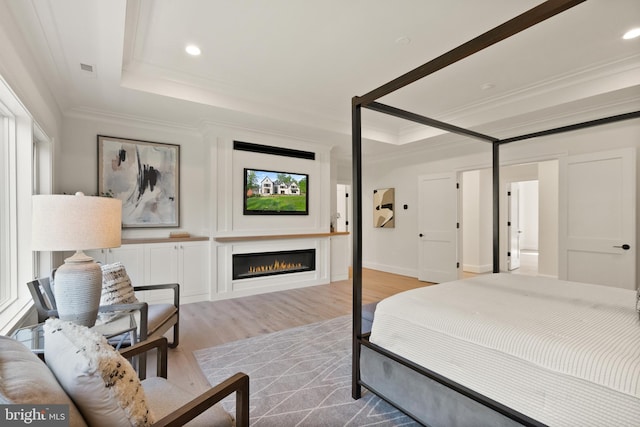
[336,184,350,232]
[460,160,557,278]
[508,180,539,275]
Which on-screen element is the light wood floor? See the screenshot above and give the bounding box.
[164,268,430,394]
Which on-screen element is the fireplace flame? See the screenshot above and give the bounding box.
[249,259,304,274]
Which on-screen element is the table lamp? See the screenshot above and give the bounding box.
[31,192,122,327]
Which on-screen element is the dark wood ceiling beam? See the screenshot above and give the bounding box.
[353,0,586,108]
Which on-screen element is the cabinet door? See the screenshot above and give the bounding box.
[84,249,108,264]
[179,241,210,299]
[330,235,350,281]
[107,245,144,286]
[84,246,143,283]
[144,243,179,303]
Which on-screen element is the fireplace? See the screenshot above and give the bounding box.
[233,249,316,280]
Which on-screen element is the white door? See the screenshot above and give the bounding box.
[559,148,636,289]
[508,183,521,271]
[418,173,459,283]
[336,184,349,232]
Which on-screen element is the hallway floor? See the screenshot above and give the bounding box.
[511,249,539,276]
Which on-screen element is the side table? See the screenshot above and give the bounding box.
[11,313,138,357]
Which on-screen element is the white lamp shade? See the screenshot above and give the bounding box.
[32,193,122,251]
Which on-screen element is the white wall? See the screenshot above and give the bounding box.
[60,115,207,239]
[539,160,559,276]
[519,180,539,251]
[58,116,334,240]
[362,119,640,280]
[57,114,336,299]
[361,162,422,276]
[461,169,492,273]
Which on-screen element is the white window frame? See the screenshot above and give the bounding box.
[0,100,17,312]
[0,76,52,334]
[32,123,53,278]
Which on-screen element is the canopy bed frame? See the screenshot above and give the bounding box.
[351,1,640,426]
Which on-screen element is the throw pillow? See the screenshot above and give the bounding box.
[98,262,139,323]
[44,318,155,427]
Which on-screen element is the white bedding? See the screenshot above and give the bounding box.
[369,273,640,426]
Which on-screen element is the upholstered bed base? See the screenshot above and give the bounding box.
[360,344,527,427]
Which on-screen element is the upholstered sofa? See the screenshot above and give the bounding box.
[0,320,249,427]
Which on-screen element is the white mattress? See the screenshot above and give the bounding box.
[369,273,640,426]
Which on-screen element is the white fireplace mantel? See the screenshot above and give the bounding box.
[213,232,349,300]
[214,231,349,242]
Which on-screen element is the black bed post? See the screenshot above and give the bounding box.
[492,141,500,273]
[352,97,363,399]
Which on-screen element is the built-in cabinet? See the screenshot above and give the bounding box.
[79,233,349,304]
[83,237,210,305]
[330,234,350,281]
[143,240,209,303]
[86,245,145,286]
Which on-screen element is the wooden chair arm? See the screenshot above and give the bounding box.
[120,336,168,378]
[152,372,250,427]
[98,301,146,313]
[133,283,180,308]
[120,337,249,427]
[98,301,150,341]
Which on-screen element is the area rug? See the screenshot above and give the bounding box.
[194,315,419,426]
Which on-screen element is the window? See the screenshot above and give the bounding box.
[0,101,15,310]
[0,75,53,333]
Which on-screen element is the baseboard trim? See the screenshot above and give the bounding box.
[362,262,417,278]
[463,264,493,274]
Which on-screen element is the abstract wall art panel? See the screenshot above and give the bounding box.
[373,188,395,228]
[98,135,180,228]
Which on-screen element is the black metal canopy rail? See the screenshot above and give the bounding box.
[351,0,640,425]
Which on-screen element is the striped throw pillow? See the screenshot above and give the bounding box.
[98,262,139,323]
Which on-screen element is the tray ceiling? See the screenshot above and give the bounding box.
[5,0,640,157]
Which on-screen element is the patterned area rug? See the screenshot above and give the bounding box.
[194,315,420,426]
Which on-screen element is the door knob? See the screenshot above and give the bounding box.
[613,244,631,250]
[419,233,424,237]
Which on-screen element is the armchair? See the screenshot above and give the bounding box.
[121,337,249,427]
[0,330,249,427]
[27,276,57,322]
[27,277,180,378]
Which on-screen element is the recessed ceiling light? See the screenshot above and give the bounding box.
[185,44,201,56]
[395,36,411,45]
[622,28,640,40]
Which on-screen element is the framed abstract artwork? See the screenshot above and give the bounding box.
[98,135,180,228]
[373,188,395,228]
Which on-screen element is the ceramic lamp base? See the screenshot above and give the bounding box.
[53,251,102,327]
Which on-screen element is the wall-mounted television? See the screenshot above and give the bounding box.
[244,168,309,215]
